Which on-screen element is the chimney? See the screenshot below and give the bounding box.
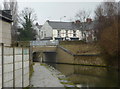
[75,20,80,24]
[86,18,92,23]
[36,22,39,26]
[46,20,49,22]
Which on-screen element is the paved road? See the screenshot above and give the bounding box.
[30,63,64,87]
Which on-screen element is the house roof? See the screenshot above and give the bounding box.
[46,20,97,31]
[47,21,81,30]
[0,10,13,23]
[84,20,98,30]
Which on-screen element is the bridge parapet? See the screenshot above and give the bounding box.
[32,46,57,53]
[30,40,59,46]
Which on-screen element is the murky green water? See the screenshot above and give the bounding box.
[47,63,119,88]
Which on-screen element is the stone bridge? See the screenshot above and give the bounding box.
[32,46,57,63]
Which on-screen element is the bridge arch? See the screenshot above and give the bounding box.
[32,51,45,62]
[32,46,57,63]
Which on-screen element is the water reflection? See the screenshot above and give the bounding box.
[48,63,118,87]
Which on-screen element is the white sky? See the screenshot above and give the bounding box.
[18,2,101,25]
[0,0,120,24]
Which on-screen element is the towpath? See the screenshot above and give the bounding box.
[30,63,64,87]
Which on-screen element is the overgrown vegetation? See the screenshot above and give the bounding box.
[30,60,34,78]
[94,1,119,68]
[18,7,37,41]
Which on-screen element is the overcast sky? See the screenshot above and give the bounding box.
[1,0,119,25]
[18,2,101,25]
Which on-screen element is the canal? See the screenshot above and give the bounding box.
[47,63,119,87]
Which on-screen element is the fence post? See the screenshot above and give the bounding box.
[13,47,15,88]
[22,47,24,88]
[29,46,31,86]
[1,43,4,88]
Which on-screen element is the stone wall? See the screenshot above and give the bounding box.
[0,20,11,46]
[74,55,106,66]
[32,42,107,66]
[32,46,57,52]
[56,46,74,64]
[56,45,107,66]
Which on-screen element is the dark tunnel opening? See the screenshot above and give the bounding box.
[32,52,40,62]
[32,51,57,63]
[43,52,56,63]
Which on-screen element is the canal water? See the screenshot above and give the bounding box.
[47,63,119,87]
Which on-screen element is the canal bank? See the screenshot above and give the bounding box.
[47,63,119,88]
[30,63,77,88]
[32,41,109,67]
[31,41,119,88]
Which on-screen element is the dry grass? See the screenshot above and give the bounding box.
[61,43,101,55]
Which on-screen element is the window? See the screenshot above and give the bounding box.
[58,30,61,37]
[73,30,76,37]
[44,33,46,37]
[66,30,68,37]
[41,31,43,37]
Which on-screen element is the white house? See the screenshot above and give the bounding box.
[40,20,83,41]
[81,19,98,42]
[0,10,12,46]
[34,23,42,40]
[40,19,96,42]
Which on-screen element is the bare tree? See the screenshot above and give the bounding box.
[94,5,104,20]
[18,7,37,41]
[75,9,91,41]
[75,9,91,22]
[0,2,2,10]
[104,1,118,17]
[0,5,2,10]
[94,1,119,66]
[3,0,18,41]
[19,7,37,25]
[94,1,118,39]
[3,0,9,10]
[118,1,120,16]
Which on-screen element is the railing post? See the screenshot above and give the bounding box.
[1,43,4,88]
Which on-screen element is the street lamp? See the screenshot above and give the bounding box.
[60,16,66,22]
